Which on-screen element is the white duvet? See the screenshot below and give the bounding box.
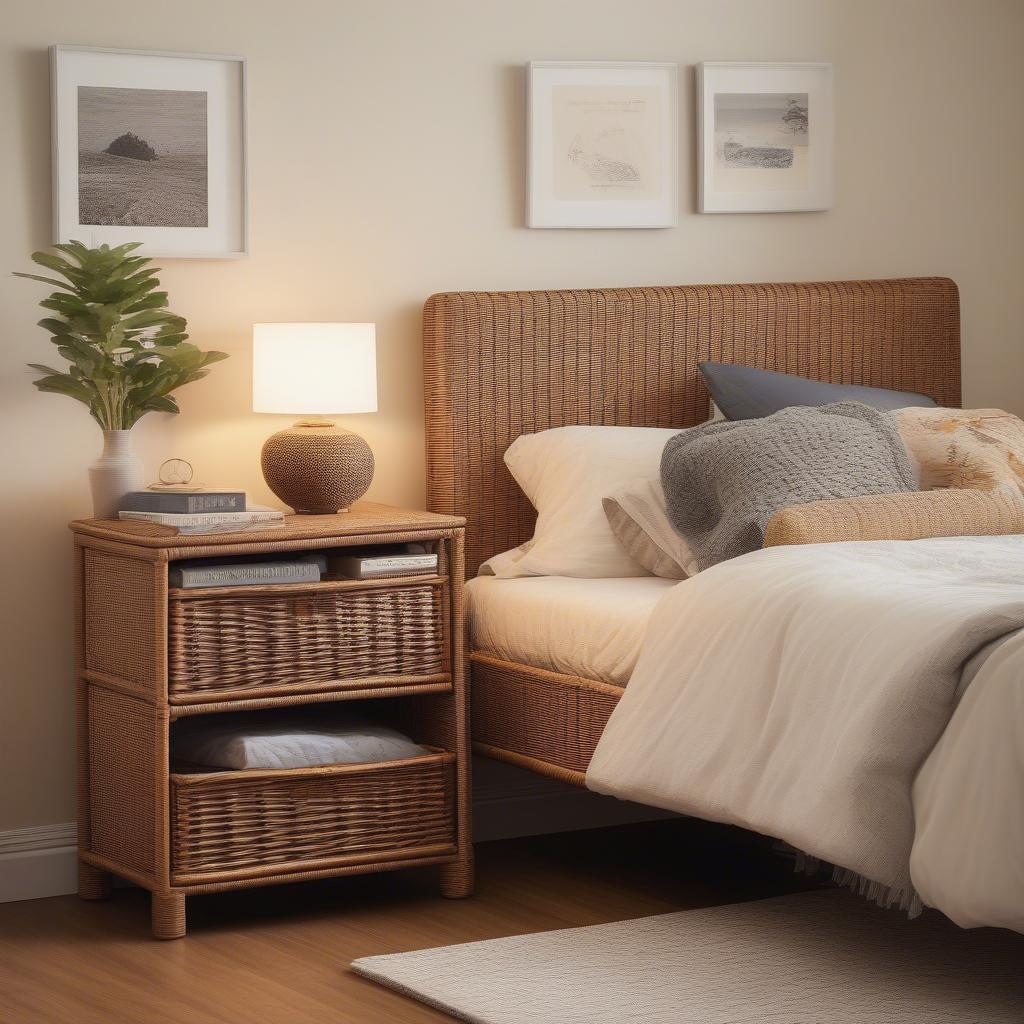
[586,536,1024,933]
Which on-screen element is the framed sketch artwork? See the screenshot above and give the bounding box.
[697,62,833,213]
[50,45,248,258]
[528,61,678,229]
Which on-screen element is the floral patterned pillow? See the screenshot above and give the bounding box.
[895,407,1024,496]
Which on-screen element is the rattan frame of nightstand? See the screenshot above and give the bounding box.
[70,502,471,939]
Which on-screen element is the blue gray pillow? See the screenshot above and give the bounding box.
[699,362,936,421]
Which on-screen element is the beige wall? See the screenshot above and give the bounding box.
[2,0,1022,831]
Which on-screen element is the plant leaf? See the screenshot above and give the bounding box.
[16,241,226,429]
[52,241,91,264]
[12,272,76,291]
[33,374,95,402]
[142,395,180,414]
[31,251,79,276]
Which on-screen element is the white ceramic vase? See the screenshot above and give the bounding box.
[89,429,144,519]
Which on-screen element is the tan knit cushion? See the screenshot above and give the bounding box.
[763,489,1024,548]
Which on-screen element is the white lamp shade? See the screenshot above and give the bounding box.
[252,323,378,415]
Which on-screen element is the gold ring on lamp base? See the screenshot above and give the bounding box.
[260,419,375,514]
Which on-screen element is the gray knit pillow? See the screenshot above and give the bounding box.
[661,402,917,571]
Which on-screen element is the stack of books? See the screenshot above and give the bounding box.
[117,490,285,535]
[328,543,439,580]
[169,552,327,589]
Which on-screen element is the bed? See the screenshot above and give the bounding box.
[465,575,673,686]
[423,277,961,786]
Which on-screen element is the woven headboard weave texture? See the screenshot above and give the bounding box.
[423,277,960,576]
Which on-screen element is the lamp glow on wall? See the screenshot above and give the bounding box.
[253,323,378,514]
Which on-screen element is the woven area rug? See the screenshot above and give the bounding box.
[352,890,1023,1023]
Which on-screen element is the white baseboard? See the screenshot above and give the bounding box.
[0,758,671,904]
[0,822,78,903]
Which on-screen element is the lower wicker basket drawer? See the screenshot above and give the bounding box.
[169,750,456,882]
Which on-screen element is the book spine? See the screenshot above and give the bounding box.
[348,566,438,580]
[362,556,438,571]
[175,520,285,536]
[120,492,246,513]
[120,510,282,527]
[335,555,438,579]
[181,493,245,513]
[170,563,321,588]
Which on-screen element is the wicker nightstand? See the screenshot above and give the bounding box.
[70,502,471,939]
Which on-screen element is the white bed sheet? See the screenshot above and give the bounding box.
[465,575,678,687]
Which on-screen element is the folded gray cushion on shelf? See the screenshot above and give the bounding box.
[171,708,428,770]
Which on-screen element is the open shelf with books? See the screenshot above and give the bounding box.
[166,542,443,592]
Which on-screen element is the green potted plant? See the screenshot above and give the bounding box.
[15,240,227,517]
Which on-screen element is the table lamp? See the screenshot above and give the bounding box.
[253,322,378,514]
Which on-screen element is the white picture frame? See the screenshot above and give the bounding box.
[50,45,249,259]
[697,61,833,213]
[528,61,678,229]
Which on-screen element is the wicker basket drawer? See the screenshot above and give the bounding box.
[170,750,456,881]
[168,578,448,702]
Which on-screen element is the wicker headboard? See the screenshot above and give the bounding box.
[423,277,960,576]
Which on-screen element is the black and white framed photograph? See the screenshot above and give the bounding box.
[50,45,248,258]
[697,62,832,213]
[528,61,678,229]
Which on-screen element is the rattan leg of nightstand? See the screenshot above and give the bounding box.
[78,861,112,901]
[439,856,474,898]
[151,892,186,940]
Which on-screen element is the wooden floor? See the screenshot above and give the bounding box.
[0,818,813,1024]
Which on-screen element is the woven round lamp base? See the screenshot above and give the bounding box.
[261,421,375,514]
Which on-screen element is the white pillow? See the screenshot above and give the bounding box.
[481,425,682,578]
[603,477,697,579]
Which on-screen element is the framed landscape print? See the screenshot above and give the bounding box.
[50,46,248,258]
[528,61,678,229]
[697,62,833,213]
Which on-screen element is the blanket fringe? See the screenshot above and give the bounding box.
[791,850,923,918]
[831,866,923,918]
[794,851,820,876]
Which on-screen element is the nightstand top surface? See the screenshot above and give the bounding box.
[70,501,465,550]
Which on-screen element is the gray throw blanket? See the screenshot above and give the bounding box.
[661,402,916,571]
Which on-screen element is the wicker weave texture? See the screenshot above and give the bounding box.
[261,425,375,514]
[470,654,621,779]
[71,503,464,550]
[83,549,161,693]
[168,579,446,700]
[764,488,1024,547]
[78,857,113,900]
[170,753,455,879]
[151,893,186,940]
[87,686,160,879]
[424,278,961,575]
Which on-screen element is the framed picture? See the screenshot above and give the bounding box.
[50,45,248,258]
[697,61,833,213]
[528,61,678,229]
